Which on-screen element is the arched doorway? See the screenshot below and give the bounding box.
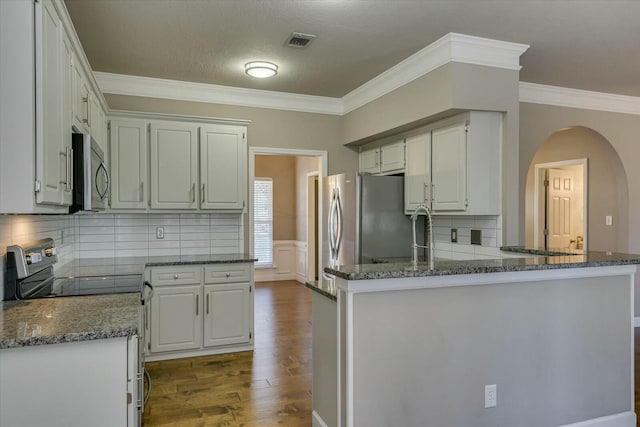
[524,126,629,252]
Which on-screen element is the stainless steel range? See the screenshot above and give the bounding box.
[4,238,143,300]
[4,238,152,423]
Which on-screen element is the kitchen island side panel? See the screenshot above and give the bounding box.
[350,275,632,427]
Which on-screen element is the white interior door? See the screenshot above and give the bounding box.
[547,168,577,249]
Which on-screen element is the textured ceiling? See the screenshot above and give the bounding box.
[64,0,640,98]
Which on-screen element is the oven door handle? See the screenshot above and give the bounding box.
[141,281,153,304]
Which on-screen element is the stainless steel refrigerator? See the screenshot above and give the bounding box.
[322,173,419,277]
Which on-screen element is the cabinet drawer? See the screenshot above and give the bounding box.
[151,267,202,286]
[204,264,251,284]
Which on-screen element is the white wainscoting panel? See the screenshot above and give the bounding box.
[255,241,296,282]
[255,240,308,283]
[295,241,308,284]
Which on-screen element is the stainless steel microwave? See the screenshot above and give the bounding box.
[71,133,109,213]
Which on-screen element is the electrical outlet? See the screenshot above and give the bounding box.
[485,384,497,408]
[451,228,457,243]
[156,227,165,239]
[606,215,613,226]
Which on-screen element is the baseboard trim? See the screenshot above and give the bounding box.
[558,412,636,427]
[145,343,254,362]
[312,410,330,427]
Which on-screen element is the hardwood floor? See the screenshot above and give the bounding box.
[143,280,312,427]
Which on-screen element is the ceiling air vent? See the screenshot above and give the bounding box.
[285,32,316,49]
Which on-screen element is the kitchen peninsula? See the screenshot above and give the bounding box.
[308,250,640,427]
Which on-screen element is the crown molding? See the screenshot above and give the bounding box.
[342,32,529,114]
[519,82,640,115]
[94,72,344,116]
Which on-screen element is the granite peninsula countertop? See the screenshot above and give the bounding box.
[324,251,640,281]
[305,279,338,301]
[0,294,140,349]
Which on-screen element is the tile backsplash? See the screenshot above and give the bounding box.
[431,215,507,260]
[77,213,243,258]
[1,212,244,300]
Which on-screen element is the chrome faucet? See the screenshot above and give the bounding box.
[411,205,435,270]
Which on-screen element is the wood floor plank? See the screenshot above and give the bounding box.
[143,280,312,427]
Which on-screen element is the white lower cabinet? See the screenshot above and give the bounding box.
[203,283,251,347]
[147,263,254,360]
[0,337,137,427]
[150,284,202,353]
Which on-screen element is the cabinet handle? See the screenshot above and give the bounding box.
[190,183,195,203]
[201,184,205,204]
[139,182,144,202]
[206,294,209,314]
[195,294,199,316]
[82,96,90,126]
[67,147,73,192]
[59,150,68,187]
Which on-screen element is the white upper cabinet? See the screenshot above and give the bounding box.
[380,140,405,173]
[431,122,467,211]
[35,0,70,206]
[359,140,405,176]
[110,119,148,209]
[404,132,431,214]
[404,111,502,216]
[199,124,246,210]
[359,148,380,174]
[150,122,199,209]
[71,54,88,132]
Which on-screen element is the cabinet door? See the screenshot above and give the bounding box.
[71,55,88,131]
[359,148,380,174]
[200,124,246,210]
[150,122,198,209]
[150,284,202,353]
[380,140,405,173]
[60,30,73,206]
[35,0,65,205]
[89,94,103,150]
[432,122,467,211]
[203,283,251,348]
[110,119,148,209]
[404,133,431,213]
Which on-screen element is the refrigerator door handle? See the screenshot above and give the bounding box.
[328,189,337,260]
[334,189,342,261]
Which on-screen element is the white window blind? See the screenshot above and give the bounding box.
[254,178,273,267]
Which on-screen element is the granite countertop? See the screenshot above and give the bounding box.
[325,251,640,281]
[55,253,257,278]
[2,254,257,349]
[305,279,338,301]
[0,294,140,349]
[500,246,582,256]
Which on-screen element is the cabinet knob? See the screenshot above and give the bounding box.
[174,274,179,280]
[225,273,231,278]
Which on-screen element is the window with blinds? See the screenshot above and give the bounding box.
[253,178,273,267]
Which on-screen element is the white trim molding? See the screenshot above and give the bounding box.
[295,241,308,284]
[520,82,640,115]
[95,33,528,116]
[342,33,529,114]
[95,71,344,116]
[557,412,635,427]
[254,240,297,282]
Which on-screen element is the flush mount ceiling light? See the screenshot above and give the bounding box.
[245,61,278,78]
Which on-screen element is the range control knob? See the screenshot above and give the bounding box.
[25,253,43,265]
[44,247,57,257]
